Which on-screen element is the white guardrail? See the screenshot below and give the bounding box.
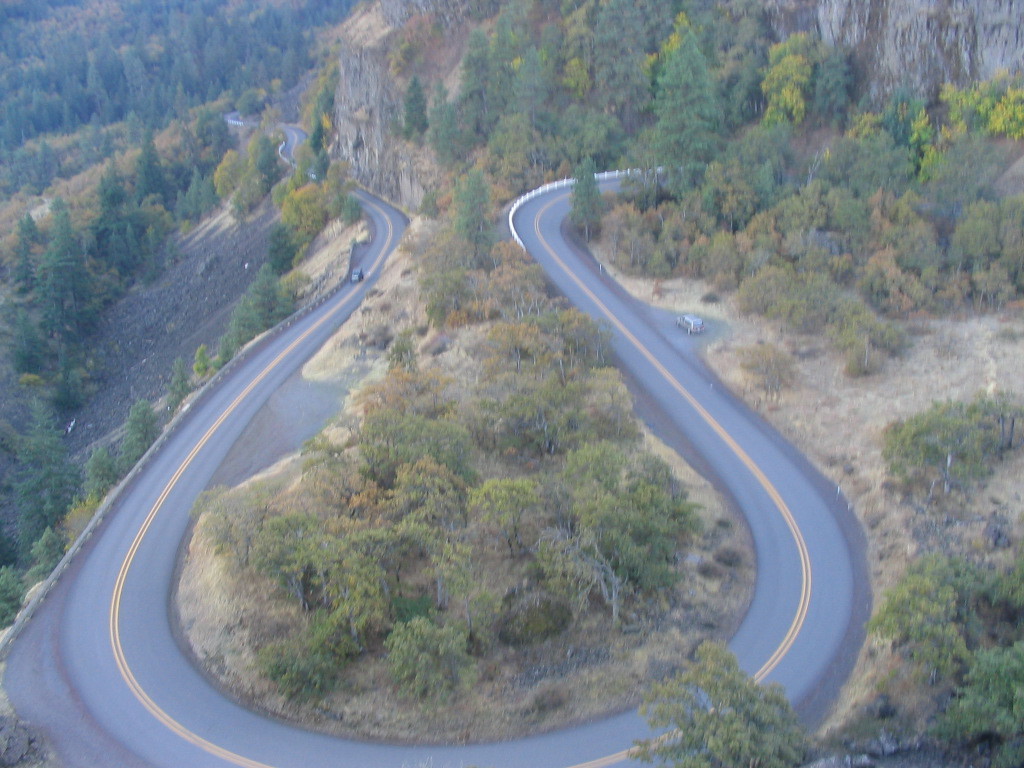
[507,169,637,249]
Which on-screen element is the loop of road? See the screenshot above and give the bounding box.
[4,179,869,768]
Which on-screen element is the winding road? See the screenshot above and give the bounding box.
[3,177,869,768]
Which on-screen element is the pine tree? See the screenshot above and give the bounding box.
[403,76,428,139]
[652,26,722,198]
[118,399,160,475]
[0,567,24,627]
[570,157,602,242]
[427,83,460,165]
[454,169,493,263]
[193,344,213,378]
[9,309,45,375]
[593,0,650,132]
[37,199,92,350]
[13,400,81,557]
[84,446,119,500]
[24,527,64,586]
[134,131,167,205]
[458,29,492,140]
[267,223,298,275]
[13,214,40,294]
[167,357,193,414]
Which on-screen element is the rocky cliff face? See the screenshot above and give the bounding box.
[378,0,471,29]
[333,1,467,209]
[766,0,1024,103]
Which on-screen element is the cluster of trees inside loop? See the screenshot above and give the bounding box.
[193,233,708,703]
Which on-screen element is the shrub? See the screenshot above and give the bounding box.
[714,546,744,568]
[258,641,338,702]
[384,616,474,700]
[258,610,357,701]
[393,594,433,624]
[0,567,25,627]
[498,593,572,646]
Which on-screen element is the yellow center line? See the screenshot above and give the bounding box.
[529,192,811,768]
[108,186,810,768]
[109,201,394,767]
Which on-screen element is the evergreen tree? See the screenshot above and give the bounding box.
[248,263,294,328]
[513,47,550,130]
[193,344,213,378]
[487,9,520,120]
[167,356,193,414]
[454,169,493,263]
[12,399,81,557]
[570,157,602,241]
[0,567,24,627]
[267,223,298,275]
[458,29,492,141]
[403,76,428,139]
[250,133,282,195]
[37,199,92,352]
[134,131,168,205]
[84,445,119,500]
[9,309,45,375]
[813,48,852,127]
[24,527,64,586]
[593,0,650,132]
[342,195,362,225]
[13,213,40,294]
[98,160,127,215]
[652,26,722,198]
[118,399,160,474]
[427,83,460,165]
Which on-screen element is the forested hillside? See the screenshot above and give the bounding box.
[0,0,360,629]
[0,0,350,191]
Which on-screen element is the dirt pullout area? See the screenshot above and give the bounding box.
[176,216,755,744]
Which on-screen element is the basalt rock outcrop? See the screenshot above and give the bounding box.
[766,0,1024,103]
[333,1,465,209]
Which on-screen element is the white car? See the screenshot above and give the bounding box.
[676,314,705,334]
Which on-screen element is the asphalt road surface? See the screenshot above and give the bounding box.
[4,180,869,768]
[512,179,870,719]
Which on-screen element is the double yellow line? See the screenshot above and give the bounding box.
[108,201,394,767]
[530,194,812,680]
[527,191,812,768]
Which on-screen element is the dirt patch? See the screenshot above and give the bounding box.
[0,663,53,768]
[340,2,393,49]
